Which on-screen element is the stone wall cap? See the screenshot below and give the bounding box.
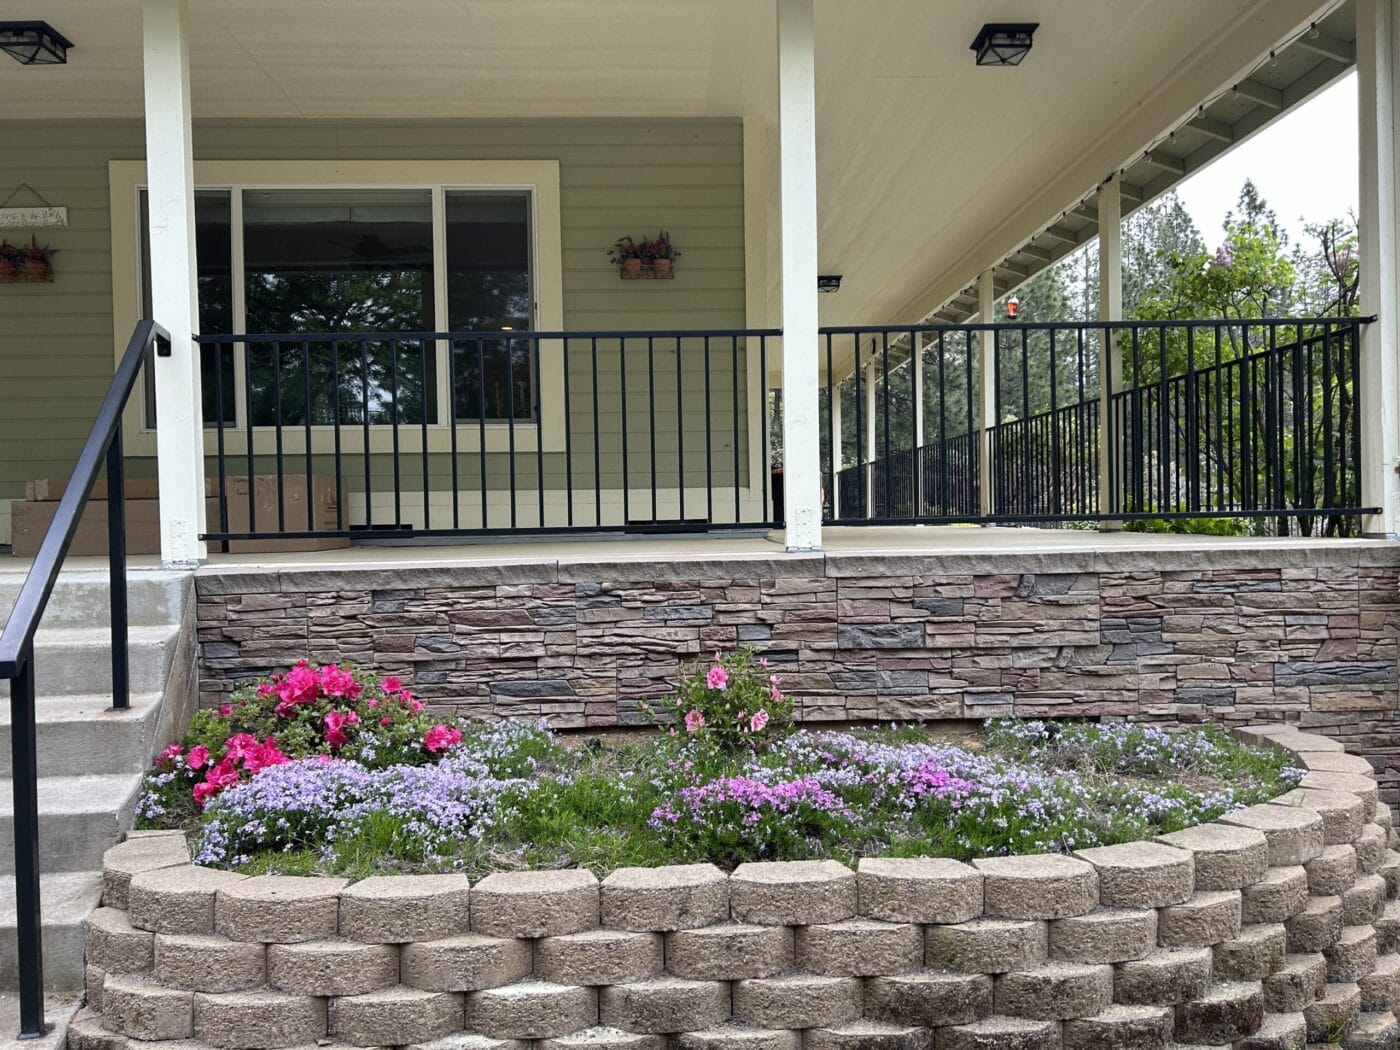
[1156,823,1268,853]
[1073,841,1192,869]
[731,860,853,884]
[344,874,471,899]
[130,865,246,893]
[972,854,1095,877]
[857,857,977,878]
[473,869,599,893]
[602,864,726,890]
[217,874,349,903]
[104,836,191,877]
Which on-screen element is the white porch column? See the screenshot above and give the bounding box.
[1097,175,1124,529]
[1358,0,1400,537]
[143,0,206,566]
[776,0,822,550]
[977,269,997,517]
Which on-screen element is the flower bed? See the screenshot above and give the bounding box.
[137,656,1302,878]
[80,724,1400,1050]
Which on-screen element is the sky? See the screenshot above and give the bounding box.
[1173,71,1358,248]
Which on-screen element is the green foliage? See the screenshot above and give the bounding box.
[643,646,794,753]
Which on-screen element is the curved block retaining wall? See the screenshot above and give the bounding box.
[73,727,1400,1050]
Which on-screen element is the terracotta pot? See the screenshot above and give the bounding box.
[0,261,14,282]
[622,257,643,277]
[22,259,49,280]
[652,258,672,277]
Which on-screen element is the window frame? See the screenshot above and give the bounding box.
[110,160,565,458]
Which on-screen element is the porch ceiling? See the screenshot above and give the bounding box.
[0,0,1337,330]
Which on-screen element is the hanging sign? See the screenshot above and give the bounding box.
[0,183,67,228]
[0,206,66,229]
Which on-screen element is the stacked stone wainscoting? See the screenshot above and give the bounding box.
[194,544,1400,800]
[71,728,1400,1050]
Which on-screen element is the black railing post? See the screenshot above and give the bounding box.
[106,430,130,711]
[11,651,45,1038]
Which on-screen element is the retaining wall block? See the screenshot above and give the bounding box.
[1059,1003,1173,1050]
[101,834,190,912]
[101,974,194,1042]
[600,976,733,1033]
[154,933,266,992]
[1302,982,1362,1042]
[1323,925,1378,983]
[729,861,856,926]
[1305,844,1359,897]
[863,971,993,1028]
[664,923,794,981]
[465,980,599,1041]
[1286,895,1344,953]
[1156,824,1269,891]
[801,1020,931,1050]
[994,961,1114,1021]
[1211,923,1287,982]
[1275,788,1366,845]
[1112,947,1213,1006]
[1358,952,1400,1011]
[1073,841,1193,909]
[1049,908,1156,964]
[534,929,663,986]
[972,854,1098,920]
[599,864,728,932]
[1219,803,1325,867]
[193,988,328,1049]
[793,918,922,976]
[327,986,463,1047]
[266,939,399,996]
[1155,890,1243,948]
[1261,952,1327,1012]
[538,1028,666,1050]
[470,870,599,938]
[401,932,532,992]
[127,866,247,935]
[1174,981,1265,1044]
[1241,865,1311,924]
[339,874,470,943]
[214,875,347,943]
[925,918,1047,974]
[672,1027,800,1049]
[85,908,155,974]
[856,857,983,924]
[930,1016,1061,1050]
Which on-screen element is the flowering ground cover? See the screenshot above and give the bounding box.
[137,653,1302,878]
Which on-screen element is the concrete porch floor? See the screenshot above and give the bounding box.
[4,525,1399,578]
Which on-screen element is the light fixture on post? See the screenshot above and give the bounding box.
[0,21,74,65]
[817,274,842,294]
[970,23,1038,67]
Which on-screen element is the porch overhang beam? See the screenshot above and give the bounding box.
[1020,244,1054,263]
[1142,151,1186,176]
[1044,224,1079,245]
[1187,115,1234,143]
[1297,30,1356,65]
[1233,78,1284,109]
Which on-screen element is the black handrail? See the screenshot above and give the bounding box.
[0,319,168,1038]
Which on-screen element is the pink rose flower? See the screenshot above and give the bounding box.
[159,743,182,763]
[381,676,402,694]
[186,744,210,770]
[318,664,356,698]
[423,723,462,754]
[706,665,728,691]
[324,710,352,749]
[218,704,233,717]
[750,709,770,732]
[684,708,706,733]
[275,664,320,715]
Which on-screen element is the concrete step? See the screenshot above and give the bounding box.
[0,570,189,632]
[0,624,181,700]
[0,693,164,777]
[0,775,141,875]
[0,871,102,991]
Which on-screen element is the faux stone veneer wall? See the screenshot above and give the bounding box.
[70,728,1400,1050]
[196,543,1400,794]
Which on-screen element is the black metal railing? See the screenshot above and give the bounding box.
[820,318,1373,533]
[0,321,163,1037]
[194,329,778,543]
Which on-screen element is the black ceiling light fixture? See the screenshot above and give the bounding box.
[817,275,842,294]
[971,23,1038,67]
[0,21,74,65]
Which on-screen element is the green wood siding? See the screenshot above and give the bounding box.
[0,118,748,540]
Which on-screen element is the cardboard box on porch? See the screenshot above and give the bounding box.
[12,474,349,557]
[211,474,349,555]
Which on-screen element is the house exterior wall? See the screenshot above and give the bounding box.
[195,542,1400,802]
[0,118,749,543]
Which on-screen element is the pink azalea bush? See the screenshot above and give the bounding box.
[139,661,462,824]
[644,647,794,752]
